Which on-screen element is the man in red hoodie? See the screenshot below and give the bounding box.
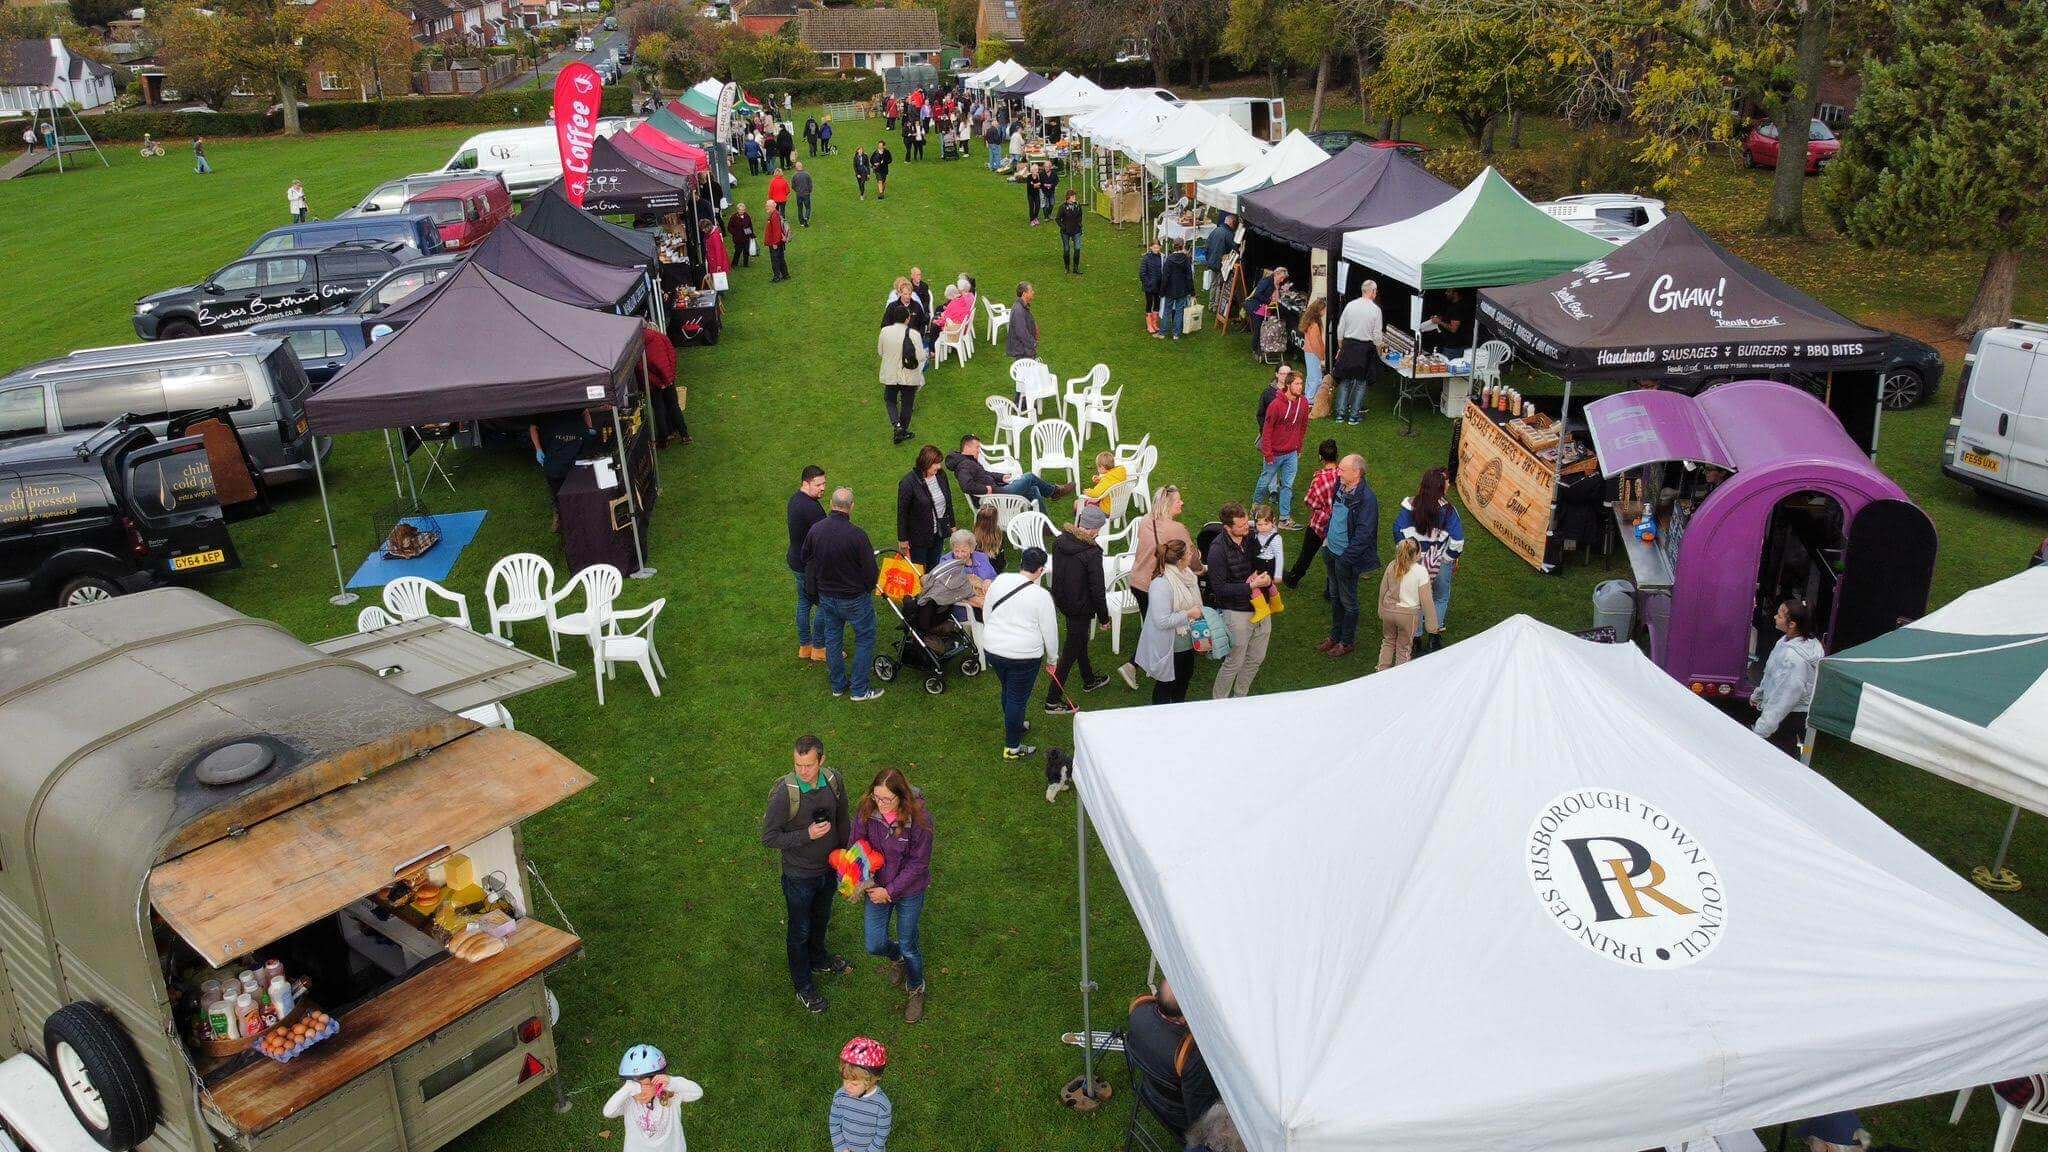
[767,168,791,218]
[764,203,791,283]
[1254,369,1309,529]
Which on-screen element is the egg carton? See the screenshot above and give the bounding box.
[255,1015,341,1064]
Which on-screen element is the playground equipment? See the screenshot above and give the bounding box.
[2,87,108,181]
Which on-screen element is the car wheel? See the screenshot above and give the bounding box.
[1743,148,1757,169]
[158,320,199,340]
[1879,369,1926,410]
[44,1002,158,1151]
[57,575,122,609]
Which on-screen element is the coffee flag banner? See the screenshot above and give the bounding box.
[554,62,604,207]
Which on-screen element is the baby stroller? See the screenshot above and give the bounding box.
[873,553,984,695]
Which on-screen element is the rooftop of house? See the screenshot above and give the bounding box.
[792,7,940,52]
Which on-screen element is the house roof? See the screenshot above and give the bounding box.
[740,0,816,16]
[0,39,53,88]
[793,7,940,52]
[979,0,1021,39]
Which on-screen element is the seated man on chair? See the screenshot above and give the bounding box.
[948,434,1074,508]
[1126,978,1219,1140]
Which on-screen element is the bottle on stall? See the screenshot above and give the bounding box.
[238,970,261,1001]
[234,993,263,1038]
[267,976,295,1021]
[264,959,285,988]
[206,997,236,1041]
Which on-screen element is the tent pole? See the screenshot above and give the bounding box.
[1546,378,1574,573]
[1992,804,2023,877]
[399,433,421,512]
[382,428,403,498]
[312,439,357,606]
[612,404,655,579]
[1076,781,1099,1098]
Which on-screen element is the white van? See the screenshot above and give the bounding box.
[1944,318,2048,511]
[439,120,630,199]
[1184,96,1286,143]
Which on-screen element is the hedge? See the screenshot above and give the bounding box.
[742,73,884,106]
[85,85,632,141]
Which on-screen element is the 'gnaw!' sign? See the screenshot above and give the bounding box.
[554,62,604,207]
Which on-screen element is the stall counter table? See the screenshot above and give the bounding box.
[1454,401,1597,571]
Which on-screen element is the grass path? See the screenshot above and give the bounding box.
[1,110,2045,1152]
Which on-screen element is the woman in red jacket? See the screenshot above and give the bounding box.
[1254,369,1310,528]
[764,204,791,283]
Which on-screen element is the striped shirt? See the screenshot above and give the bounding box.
[829,1086,892,1152]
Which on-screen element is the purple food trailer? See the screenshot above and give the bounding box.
[1586,380,1936,698]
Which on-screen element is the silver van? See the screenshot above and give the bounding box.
[0,336,324,485]
[1943,318,2048,510]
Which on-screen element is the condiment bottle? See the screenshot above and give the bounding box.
[267,976,295,1021]
[264,959,285,987]
[206,998,235,1041]
[235,994,263,1038]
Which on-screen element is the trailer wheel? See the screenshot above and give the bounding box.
[43,1002,158,1151]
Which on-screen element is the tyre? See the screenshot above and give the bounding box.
[923,675,946,695]
[56,574,121,609]
[1742,148,1758,169]
[43,1002,158,1151]
[157,320,199,340]
[1879,369,1927,410]
[872,654,897,682]
[958,654,982,677]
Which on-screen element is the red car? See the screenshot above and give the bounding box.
[403,176,511,251]
[1742,118,1839,174]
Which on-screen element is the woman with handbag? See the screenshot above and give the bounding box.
[1245,267,1287,355]
[895,445,955,571]
[726,202,755,268]
[1117,485,1204,689]
[1375,539,1440,671]
[878,301,928,444]
[1135,538,1204,704]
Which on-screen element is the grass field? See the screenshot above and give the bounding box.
[3,105,2047,1152]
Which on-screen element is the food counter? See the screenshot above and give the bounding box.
[1454,396,1597,571]
[1379,326,1473,417]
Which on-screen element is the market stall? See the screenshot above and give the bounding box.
[1239,142,1455,310]
[1585,380,1935,696]
[1067,613,2048,1152]
[1027,73,1106,119]
[1073,90,1177,223]
[303,262,657,594]
[383,223,650,323]
[1193,129,1327,214]
[1478,213,1899,454]
[581,132,697,216]
[1153,111,1267,185]
[998,70,1050,99]
[517,181,661,269]
[1452,386,1598,569]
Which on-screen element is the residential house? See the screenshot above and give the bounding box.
[405,0,459,41]
[511,0,559,30]
[737,0,815,38]
[975,0,1021,48]
[0,37,117,112]
[304,0,415,98]
[794,7,939,75]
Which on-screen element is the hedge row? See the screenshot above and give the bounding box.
[740,73,884,105]
[85,85,632,141]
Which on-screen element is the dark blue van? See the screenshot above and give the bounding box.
[244,214,444,258]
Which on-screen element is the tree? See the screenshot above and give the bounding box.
[974,36,1014,66]
[1278,0,1339,130]
[307,0,415,100]
[1373,8,1556,151]
[150,7,241,112]
[212,0,310,132]
[1221,0,1288,96]
[67,0,129,31]
[1823,0,2048,335]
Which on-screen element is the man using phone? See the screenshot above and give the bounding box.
[761,734,852,1013]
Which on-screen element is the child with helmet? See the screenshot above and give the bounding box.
[604,1044,704,1152]
[829,1037,893,1152]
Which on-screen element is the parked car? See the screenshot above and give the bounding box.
[575,34,594,50]
[340,170,509,218]
[341,252,467,317]
[249,315,373,386]
[0,334,324,484]
[602,14,617,28]
[1944,319,2048,510]
[1743,118,1839,174]
[135,241,412,340]
[403,175,511,251]
[1310,130,1430,158]
[0,418,242,615]
[1539,193,1667,245]
[441,124,627,198]
[245,214,444,258]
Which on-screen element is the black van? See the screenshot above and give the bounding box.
[0,418,243,617]
[133,241,410,339]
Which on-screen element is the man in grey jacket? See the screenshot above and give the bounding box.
[760,734,852,1014]
[1006,281,1039,359]
[789,161,814,227]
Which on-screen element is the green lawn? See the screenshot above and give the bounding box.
[2,111,2046,1152]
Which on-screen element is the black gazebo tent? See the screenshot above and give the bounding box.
[301,262,654,595]
[582,132,693,216]
[379,224,649,325]
[517,181,659,268]
[1240,144,1455,256]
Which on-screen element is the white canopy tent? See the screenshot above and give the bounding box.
[1154,112,1268,183]
[1194,129,1327,212]
[961,61,1004,88]
[1071,615,2048,1152]
[1126,102,1216,169]
[967,60,1029,90]
[1026,72,1082,113]
[1034,74,1109,119]
[1074,88,1175,148]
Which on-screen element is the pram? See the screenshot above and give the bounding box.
[873,553,984,694]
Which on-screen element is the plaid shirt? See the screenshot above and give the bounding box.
[1303,465,1341,534]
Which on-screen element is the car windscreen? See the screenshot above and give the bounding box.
[415,199,469,225]
[1809,120,1837,141]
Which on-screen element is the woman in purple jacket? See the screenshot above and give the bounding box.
[856,767,934,1023]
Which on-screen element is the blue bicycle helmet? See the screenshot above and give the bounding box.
[619,1045,667,1078]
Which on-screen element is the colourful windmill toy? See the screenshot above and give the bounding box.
[828,840,886,901]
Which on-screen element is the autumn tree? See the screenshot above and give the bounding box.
[1823,0,2048,335]
[974,36,1013,66]
[212,0,310,132]
[1221,0,1287,95]
[1373,7,1560,152]
[150,7,241,112]
[307,0,415,100]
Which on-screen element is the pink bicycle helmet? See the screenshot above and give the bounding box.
[840,1036,888,1070]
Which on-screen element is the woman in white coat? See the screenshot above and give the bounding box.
[1135,538,1205,704]
[878,305,928,444]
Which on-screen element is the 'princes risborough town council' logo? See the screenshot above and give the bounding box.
[1527,789,1726,970]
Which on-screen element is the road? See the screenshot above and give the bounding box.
[493,25,630,92]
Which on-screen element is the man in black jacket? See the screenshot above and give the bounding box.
[759,733,852,1014]
[1045,504,1113,712]
[801,487,885,701]
[1126,979,1219,1138]
[947,435,1071,509]
[1205,502,1273,699]
[1160,241,1196,340]
[1056,190,1084,273]
[787,464,828,663]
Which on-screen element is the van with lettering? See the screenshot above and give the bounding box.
[0,334,324,486]
[1944,319,2048,511]
[0,417,241,617]
[439,120,631,199]
[133,241,410,341]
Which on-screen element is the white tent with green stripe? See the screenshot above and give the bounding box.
[1812,567,2048,879]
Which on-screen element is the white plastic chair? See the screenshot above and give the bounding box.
[548,564,623,659]
[1113,433,1152,471]
[356,605,395,632]
[383,576,471,630]
[588,597,667,705]
[485,553,558,656]
[1012,359,1058,413]
[1006,509,1055,556]
[460,702,516,730]
[1474,339,1512,388]
[1105,565,1139,655]
[982,296,1010,344]
[979,439,1024,480]
[977,492,1033,531]
[1100,476,1138,527]
[1952,1079,2048,1152]
[1078,385,1123,448]
[1098,515,1138,566]
[986,394,1031,454]
[1063,363,1109,427]
[1029,418,1081,486]
[1127,445,1160,515]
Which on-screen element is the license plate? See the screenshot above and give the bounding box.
[1961,449,2000,473]
[172,549,226,571]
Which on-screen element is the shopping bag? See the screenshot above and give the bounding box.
[749,239,758,257]
[1184,304,1204,334]
[875,555,923,601]
[1199,607,1233,660]
[711,271,729,291]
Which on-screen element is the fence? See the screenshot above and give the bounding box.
[823,100,867,122]
[416,57,520,95]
